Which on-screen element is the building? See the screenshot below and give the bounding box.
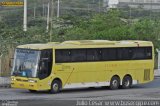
[106,0,160,9]
[108,0,119,8]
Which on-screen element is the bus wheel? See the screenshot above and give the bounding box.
[122,76,132,89]
[50,80,61,94]
[110,76,120,90]
[29,90,37,93]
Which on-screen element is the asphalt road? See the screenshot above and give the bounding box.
[0,77,160,106]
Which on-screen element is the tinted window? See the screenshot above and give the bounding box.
[145,47,152,59]
[55,50,71,63]
[102,48,117,61]
[117,48,134,60]
[55,47,152,63]
[71,49,86,62]
[131,47,152,60]
[87,49,101,61]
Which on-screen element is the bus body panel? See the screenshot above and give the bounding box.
[11,40,154,91]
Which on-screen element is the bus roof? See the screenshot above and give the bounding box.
[17,40,153,50]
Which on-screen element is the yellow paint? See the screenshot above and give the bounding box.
[11,40,154,91]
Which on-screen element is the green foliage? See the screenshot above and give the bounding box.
[1,9,160,57]
[57,9,160,49]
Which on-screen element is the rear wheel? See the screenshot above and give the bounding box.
[50,80,61,94]
[122,76,132,89]
[110,76,120,90]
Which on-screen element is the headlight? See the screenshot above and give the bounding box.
[11,78,15,81]
[28,79,37,83]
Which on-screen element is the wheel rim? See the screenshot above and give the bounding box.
[53,83,59,92]
[112,80,118,87]
[124,79,130,87]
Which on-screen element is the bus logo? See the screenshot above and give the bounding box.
[0,1,24,6]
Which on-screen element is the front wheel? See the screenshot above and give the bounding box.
[50,80,61,94]
[110,76,120,90]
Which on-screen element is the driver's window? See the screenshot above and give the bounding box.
[38,49,53,79]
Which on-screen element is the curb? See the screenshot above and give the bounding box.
[154,76,160,79]
[0,77,11,88]
[0,84,11,88]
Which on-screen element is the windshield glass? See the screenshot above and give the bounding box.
[11,49,40,78]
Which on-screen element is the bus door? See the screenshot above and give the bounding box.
[38,49,53,90]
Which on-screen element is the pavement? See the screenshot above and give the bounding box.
[0,69,160,88]
[0,70,160,106]
[1,78,160,106]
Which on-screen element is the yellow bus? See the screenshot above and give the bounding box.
[11,40,154,93]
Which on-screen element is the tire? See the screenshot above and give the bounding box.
[50,80,61,94]
[110,76,120,90]
[122,76,132,89]
[29,90,37,93]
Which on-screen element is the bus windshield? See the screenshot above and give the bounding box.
[11,49,40,78]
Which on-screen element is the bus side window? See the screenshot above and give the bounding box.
[102,48,117,61]
[117,48,124,60]
[116,48,134,60]
[145,47,152,59]
[55,50,71,63]
[136,48,145,59]
[131,47,150,60]
[70,49,86,62]
[128,48,134,59]
[87,49,101,61]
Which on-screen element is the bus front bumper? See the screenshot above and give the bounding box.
[11,77,39,90]
[11,81,38,90]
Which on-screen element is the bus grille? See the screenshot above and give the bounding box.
[144,69,150,81]
[16,79,28,82]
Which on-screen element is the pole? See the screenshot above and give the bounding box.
[50,0,54,42]
[88,4,90,14]
[150,0,152,21]
[43,3,45,17]
[34,5,36,19]
[57,0,60,18]
[0,54,3,76]
[46,2,50,32]
[129,6,131,24]
[99,0,101,12]
[23,0,27,31]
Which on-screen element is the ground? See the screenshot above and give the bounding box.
[0,77,160,106]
